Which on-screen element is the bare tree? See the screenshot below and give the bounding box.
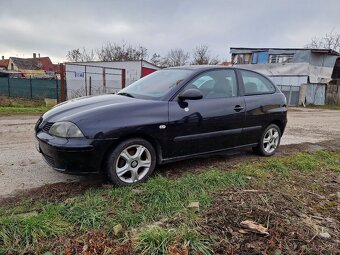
[162,48,190,67]
[306,29,340,52]
[66,49,81,62]
[150,53,162,66]
[96,42,148,61]
[66,48,96,62]
[191,44,220,65]
[81,48,96,62]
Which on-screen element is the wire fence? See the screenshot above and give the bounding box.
[0,77,61,100]
[64,63,125,99]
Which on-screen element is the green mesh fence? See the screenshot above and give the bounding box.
[0,77,61,100]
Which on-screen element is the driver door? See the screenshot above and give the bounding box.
[165,69,245,159]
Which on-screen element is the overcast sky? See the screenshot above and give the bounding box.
[0,0,339,63]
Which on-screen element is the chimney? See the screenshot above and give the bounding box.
[33,53,36,59]
[1,56,4,60]
[38,53,40,58]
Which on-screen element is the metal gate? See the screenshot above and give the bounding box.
[63,63,125,100]
[276,85,300,106]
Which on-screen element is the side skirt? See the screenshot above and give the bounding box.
[159,143,258,165]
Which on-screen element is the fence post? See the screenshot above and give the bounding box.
[121,69,126,88]
[60,64,66,102]
[89,76,92,96]
[56,78,59,102]
[7,76,10,97]
[102,67,106,93]
[30,76,33,99]
[84,65,87,96]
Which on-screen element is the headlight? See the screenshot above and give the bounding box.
[49,121,84,138]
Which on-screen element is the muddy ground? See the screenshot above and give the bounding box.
[0,108,339,199]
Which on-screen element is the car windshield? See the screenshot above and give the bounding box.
[118,69,193,100]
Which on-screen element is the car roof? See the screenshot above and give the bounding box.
[165,65,272,79]
[165,65,233,71]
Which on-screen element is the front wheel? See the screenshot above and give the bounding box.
[253,124,281,156]
[106,138,156,186]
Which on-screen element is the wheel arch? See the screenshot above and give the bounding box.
[267,119,285,136]
[100,132,163,172]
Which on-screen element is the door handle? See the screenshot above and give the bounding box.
[234,105,244,112]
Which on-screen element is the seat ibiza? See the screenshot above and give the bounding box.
[35,66,287,186]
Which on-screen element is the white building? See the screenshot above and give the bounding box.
[65,60,160,99]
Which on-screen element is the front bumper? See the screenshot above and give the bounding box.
[36,131,115,174]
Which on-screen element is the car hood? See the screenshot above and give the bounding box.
[43,94,147,123]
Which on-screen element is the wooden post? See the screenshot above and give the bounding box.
[89,76,92,95]
[29,76,32,99]
[121,69,126,88]
[102,67,106,93]
[56,78,59,102]
[84,66,87,96]
[7,76,10,97]
[60,63,66,102]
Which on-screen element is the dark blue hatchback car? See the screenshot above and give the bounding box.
[35,66,287,186]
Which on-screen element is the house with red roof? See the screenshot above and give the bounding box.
[1,53,58,78]
[0,56,9,70]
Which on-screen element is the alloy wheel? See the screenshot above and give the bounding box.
[115,144,152,183]
[263,128,280,154]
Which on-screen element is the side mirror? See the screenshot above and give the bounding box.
[178,89,203,101]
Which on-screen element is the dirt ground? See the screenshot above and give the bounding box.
[0,108,339,199]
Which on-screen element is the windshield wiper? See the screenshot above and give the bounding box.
[118,92,135,98]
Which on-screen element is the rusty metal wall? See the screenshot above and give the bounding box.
[326,81,340,104]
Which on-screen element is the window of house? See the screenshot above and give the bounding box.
[232,54,252,64]
[183,69,238,99]
[240,70,276,95]
[269,54,293,63]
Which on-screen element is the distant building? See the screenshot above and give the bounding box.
[64,60,160,99]
[230,47,340,105]
[0,56,9,70]
[221,61,232,66]
[1,53,57,78]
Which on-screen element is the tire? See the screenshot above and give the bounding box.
[253,124,281,156]
[106,138,156,186]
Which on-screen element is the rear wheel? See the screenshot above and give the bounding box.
[106,138,156,186]
[253,124,281,156]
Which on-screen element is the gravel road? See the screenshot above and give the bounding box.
[1,108,339,198]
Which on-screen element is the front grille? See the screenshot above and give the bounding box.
[43,122,54,133]
[42,153,55,167]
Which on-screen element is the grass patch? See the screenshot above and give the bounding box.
[61,170,246,230]
[0,150,339,253]
[0,106,51,115]
[134,226,176,255]
[0,205,70,253]
[0,96,45,107]
[134,226,212,255]
[0,96,52,115]
[303,104,340,110]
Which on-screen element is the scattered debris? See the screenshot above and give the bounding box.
[240,220,269,236]
[113,224,123,235]
[188,201,200,211]
[318,232,331,239]
[241,189,266,193]
[306,191,326,200]
[15,211,38,218]
[102,184,113,189]
[82,244,89,252]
